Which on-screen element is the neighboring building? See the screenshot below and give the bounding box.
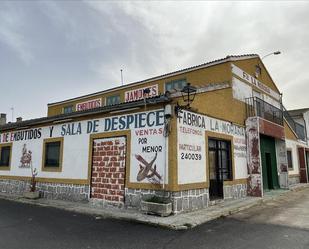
[288,108,309,142]
[0,54,308,214]
[286,108,309,184]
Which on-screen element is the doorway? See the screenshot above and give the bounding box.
[208,139,232,200]
[90,136,126,203]
[298,147,308,183]
[260,135,279,190]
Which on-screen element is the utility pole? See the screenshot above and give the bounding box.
[120,69,124,86]
[10,107,14,122]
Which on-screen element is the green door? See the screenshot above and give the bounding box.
[260,135,280,190]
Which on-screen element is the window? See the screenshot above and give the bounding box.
[165,78,187,92]
[0,143,12,170]
[42,138,63,172]
[106,95,120,106]
[255,65,261,78]
[63,105,73,114]
[287,150,293,170]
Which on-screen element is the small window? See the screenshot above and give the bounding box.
[63,105,73,114]
[287,150,293,170]
[0,144,12,170]
[165,78,187,92]
[106,95,120,106]
[255,65,261,78]
[42,138,63,172]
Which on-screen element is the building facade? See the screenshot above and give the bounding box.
[286,108,309,185]
[0,54,308,214]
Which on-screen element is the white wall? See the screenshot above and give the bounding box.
[285,139,300,175]
[232,77,281,109]
[177,110,248,185]
[303,111,309,142]
[0,109,167,184]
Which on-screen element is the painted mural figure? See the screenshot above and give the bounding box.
[135,152,162,184]
[19,144,32,168]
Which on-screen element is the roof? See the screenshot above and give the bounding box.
[0,95,171,132]
[288,108,309,117]
[48,54,259,107]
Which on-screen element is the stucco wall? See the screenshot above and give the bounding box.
[0,109,167,191]
[286,139,300,175]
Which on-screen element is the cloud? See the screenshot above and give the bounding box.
[0,3,33,64]
[1,1,309,120]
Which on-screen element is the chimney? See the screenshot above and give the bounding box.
[16,117,23,122]
[0,113,6,126]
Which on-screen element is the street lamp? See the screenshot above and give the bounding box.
[180,83,197,108]
[261,51,281,60]
[175,83,197,117]
[255,51,281,78]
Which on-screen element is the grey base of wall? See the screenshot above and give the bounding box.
[224,183,247,200]
[0,179,89,202]
[288,175,300,186]
[124,188,210,214]
[125,183,247,214]
[0,179,247,214]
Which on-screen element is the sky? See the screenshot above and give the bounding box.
[1,1,309,121]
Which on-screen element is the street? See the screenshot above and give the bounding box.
[1,188,309,249]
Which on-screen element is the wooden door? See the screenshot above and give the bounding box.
[298,147,308,183]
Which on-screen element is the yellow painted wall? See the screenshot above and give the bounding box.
[47,56,280,130]
[47,62,232,116]
[284,120,298,140]
[232,57,281,94]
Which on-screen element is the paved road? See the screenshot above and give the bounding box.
[1,188,309,249]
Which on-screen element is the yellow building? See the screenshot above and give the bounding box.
[0,54,307,213]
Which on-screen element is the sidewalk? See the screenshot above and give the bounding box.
[1,183,308,230]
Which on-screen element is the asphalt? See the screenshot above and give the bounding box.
[1,188,309,249]
[0,184,307,230]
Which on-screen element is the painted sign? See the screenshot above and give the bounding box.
[0,110,166,185]
[177,111,206,184]
[130,126,165,184]
[124,85,158,102]
[177,110,247,184]
[0,128,42,143]
[19,144,32,168]
[0,110,165,143]
[231,64,280,100]
[76,98,102,111]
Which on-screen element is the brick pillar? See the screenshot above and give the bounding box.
[91,136,126,203]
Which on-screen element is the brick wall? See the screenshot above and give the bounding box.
[91,136,126,205]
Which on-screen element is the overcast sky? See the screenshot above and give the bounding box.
[1,1,309,121]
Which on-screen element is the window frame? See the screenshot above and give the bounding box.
[106,95,120,106]
[208,138,233,181]
[287,149,293,170]
[63,105,74,114]
[42,137,64,172]
[0,143,12,171]
[164,78,187,92]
